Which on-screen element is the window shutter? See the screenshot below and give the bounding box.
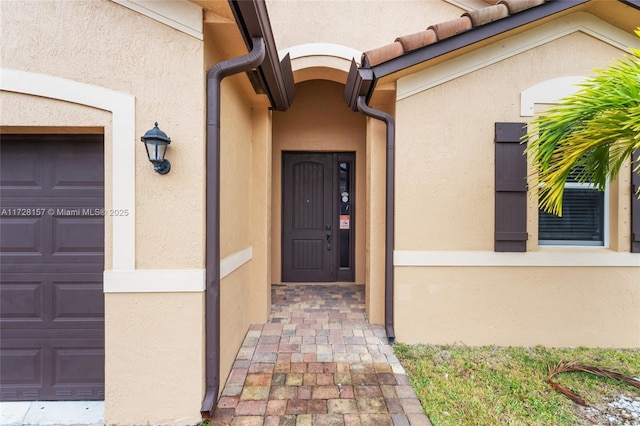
[632,150,640,253]
[495,122,528,252]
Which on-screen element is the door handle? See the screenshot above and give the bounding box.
[326,232,332,250]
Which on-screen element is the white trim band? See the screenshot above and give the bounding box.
[279,43,362,64]
[103,246,253,293]
[221,246,253,280]
[104,269,205,293]
[110,0,203,40]
[394,250,640,267]
[0,68,136,271]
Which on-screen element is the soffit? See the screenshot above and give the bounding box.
[193,0,248,58]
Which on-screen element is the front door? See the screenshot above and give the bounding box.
[282,152,355,282]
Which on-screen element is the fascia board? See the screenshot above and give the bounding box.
[397,12,640,101]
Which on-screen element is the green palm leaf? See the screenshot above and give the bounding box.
[523,28,640,216]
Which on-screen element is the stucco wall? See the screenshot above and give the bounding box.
[218,74,265,387]
[396,267,640,347]
[1,1,206,424]
[392,31,640,347]
[395,32,626,251]
[203,25,276,396]
[266,0,461,54]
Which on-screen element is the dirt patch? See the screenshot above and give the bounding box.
[572,395,640,425]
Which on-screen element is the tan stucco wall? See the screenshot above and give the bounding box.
[392,31,640,347]
[1,1,206,424]
[0,93,114,264]
[220,77,253,258]
[395,32,625,251]
[105,293,204,423]
[266,0,461,53]
[250,108,274,323]
[396,267,640,347]
[203,24,275,393]
[363,93,395,325]
[271,80,367,285]
[217,75,273,386]
[2,0,205,269]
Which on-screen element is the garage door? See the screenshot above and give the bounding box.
[0,134,105,401]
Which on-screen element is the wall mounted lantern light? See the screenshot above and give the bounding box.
[141,122,171,174]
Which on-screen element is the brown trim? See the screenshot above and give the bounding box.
[202,37,266,418]
[355,96,395,344]
[367,0,587,81]
[343,60,373,112]
[619,0,640,9]
[229,0,295,111]
[0,126,104,134]
[344,0,589,105]
[202,0,296,416]
[632,150,640,253]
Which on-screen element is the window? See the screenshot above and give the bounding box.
[538,168,607,246]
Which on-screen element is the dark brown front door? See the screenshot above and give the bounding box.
[282,152,355,282]
[0,134,105,401]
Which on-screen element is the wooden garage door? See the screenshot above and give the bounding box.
[0,134,105,401]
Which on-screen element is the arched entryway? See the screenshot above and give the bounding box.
[271,79,366,286]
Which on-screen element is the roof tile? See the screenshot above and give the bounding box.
[428,16,473,40]
[498,0,546,14]
[362,41,405,67]
[395,29,438,52]
[360,0,551,67]
[463,4,509,27]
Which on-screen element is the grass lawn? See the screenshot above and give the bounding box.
[393,344,640,426]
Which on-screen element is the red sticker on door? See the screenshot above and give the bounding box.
[340,215,350,230]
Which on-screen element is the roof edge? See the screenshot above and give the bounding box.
[618,0,640,10]
[344,0,592,106]
[229,0,295,111]
[371,0,589,80]
[343,60,373,111]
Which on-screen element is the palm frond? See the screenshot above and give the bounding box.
[523,29,640,215]
[547,361,640,406]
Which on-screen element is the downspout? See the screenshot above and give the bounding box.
[356,96,395,344]
[201,37,266,417]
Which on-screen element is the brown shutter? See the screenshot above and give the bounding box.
[495,122,528,252]
[632,150,640,253]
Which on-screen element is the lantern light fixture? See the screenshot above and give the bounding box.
[141,122,171,174]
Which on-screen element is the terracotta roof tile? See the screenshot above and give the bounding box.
[463,4,509,27]
[428,16,473,40]
[499,0,546,14]
[395,29,438,52]
[361,0,551,68]
[364,41,405,67]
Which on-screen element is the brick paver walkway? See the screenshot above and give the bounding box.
[210,284,432,426]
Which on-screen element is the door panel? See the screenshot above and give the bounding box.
[0,134,105,401]
[282,152,355,282]
[282,153,334,281]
